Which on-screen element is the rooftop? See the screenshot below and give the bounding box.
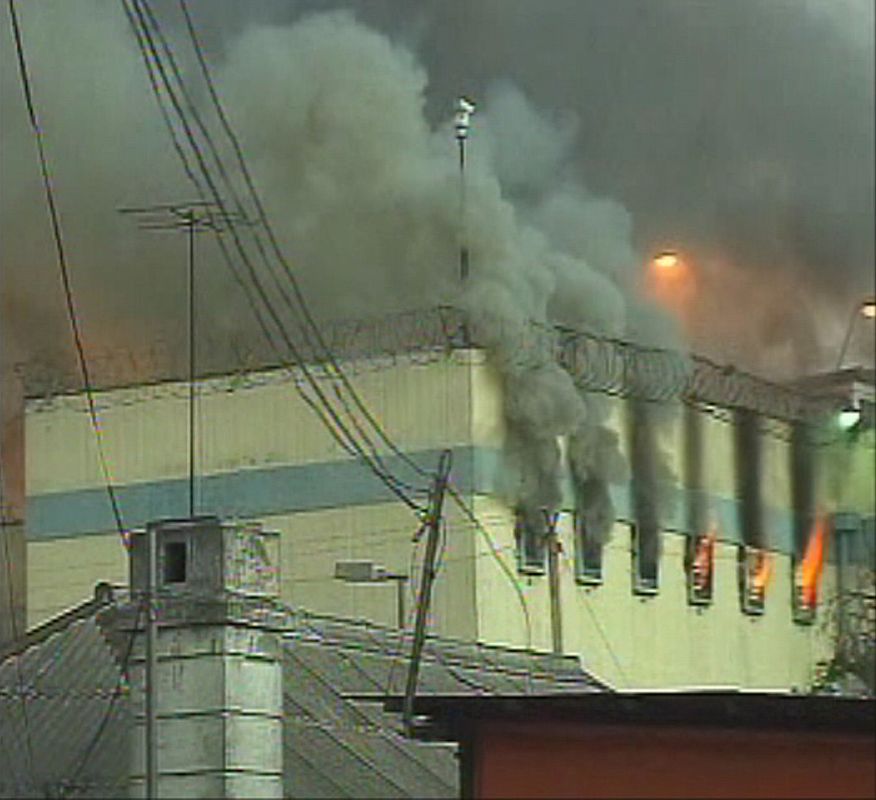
[0,590,602,798]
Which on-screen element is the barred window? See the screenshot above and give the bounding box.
[629,400,661,595]
[790,422,817,623]
[734,410,766,613]
[515,507,547,575]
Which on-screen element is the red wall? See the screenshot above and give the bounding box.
[475,721,876,799]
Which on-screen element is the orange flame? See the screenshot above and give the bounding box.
[799,512,830,609]
[692,528,717,588]
[751,549,773,594]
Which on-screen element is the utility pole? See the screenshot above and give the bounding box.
[454,97,475,284]
[543,509,563,655]
[119,201,245,517]
[402,449,452,734]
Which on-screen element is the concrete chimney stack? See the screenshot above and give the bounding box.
[125,516,283,798]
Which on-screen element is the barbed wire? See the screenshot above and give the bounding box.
[4,306,847,421]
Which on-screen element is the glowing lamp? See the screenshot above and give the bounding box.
[653,251,680,270]
[454,96,476,140]
[862,299,876,319]
[837,404,862,431]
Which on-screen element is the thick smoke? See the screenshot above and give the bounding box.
[279,0,875,375]
[4,3,865,546]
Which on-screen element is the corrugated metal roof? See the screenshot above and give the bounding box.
[0,600,602,798]
[0,613,131,798]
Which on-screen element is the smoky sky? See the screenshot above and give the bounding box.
[187,0,876,372]
[1,0,873,384]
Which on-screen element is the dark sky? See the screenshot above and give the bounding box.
[2,0,873,385]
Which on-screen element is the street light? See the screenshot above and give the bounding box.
[334,560,409,629]
[837,402,862,432]
[836,296,876,370]
[652,250,681,271]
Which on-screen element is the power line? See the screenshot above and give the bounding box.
[123,0,426,513]
[7,0,127,546]
[157,0,427,497]
[122,0,425,515]
[177,0,433,486]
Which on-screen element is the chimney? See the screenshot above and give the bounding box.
[125,516,283,798]
[1,367,26,647]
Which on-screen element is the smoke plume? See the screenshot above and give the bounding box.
[3,2,871,547]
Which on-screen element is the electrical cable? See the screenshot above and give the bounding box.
[446,484,533,652]
[135,0,424,500]
[177,0,432,485]
[123,0,426,514]
[7,0,127,547]
[130,0,425,509]
[118,0,283,363]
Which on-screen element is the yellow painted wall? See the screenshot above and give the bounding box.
[25,352,483,630]
[26,351,482,494]
[821,428,875,516]
[28,533,128,624]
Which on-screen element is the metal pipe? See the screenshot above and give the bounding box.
[458,136,469,283]
[145,524,159,798]
[188,213,195,518]
[544,511,563,655]
[394,576,406,631]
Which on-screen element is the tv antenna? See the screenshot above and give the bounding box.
[118,201,249,517]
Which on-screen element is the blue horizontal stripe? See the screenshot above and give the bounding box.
[27,446,866,561]
[28,448,474,540]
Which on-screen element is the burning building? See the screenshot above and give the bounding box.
[2,4,873,700]
[11,307,874,693]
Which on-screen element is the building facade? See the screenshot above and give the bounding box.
[19,315,876,692]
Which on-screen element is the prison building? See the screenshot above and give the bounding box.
[12,309,876,691]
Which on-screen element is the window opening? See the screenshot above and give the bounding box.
[515,507,548,575]
[734,410,766,613]
[163,540,188,584]
[574,513,604,585]
[684,406,712,605]
[790,422,817,623]
[739,545,771,615]
[687,528,716,605]
[629,400,661,595]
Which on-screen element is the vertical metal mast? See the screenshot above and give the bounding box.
[145,524,158,798]
[544,509,563,655]
[454,97,475,283]
[187,211,196,518]
[118,201,246,517]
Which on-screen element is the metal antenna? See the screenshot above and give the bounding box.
[454,97,475,283]
[119,202,247,517]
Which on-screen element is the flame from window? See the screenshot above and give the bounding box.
[692,527,717,590]
[750,549,773,594]
[799,511,830,610]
